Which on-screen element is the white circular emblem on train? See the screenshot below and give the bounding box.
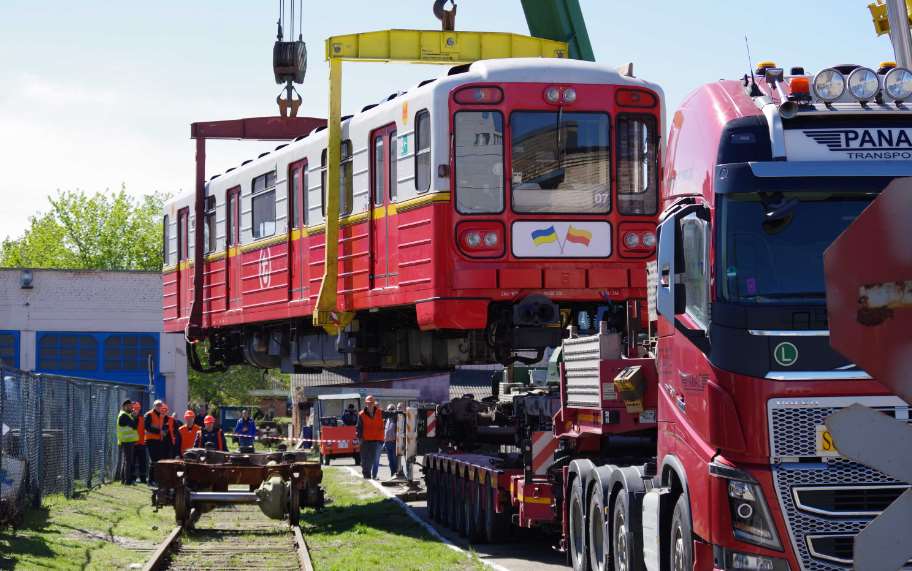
[258,248,271,289]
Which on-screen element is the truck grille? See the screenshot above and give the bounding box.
[768,397,911,571]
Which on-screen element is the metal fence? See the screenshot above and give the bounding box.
[0,367,149,523]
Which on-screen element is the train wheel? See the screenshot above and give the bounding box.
[174,487,191,527]
[588,487,607,571]
[471,480,486,543]
[569,477,589,571]
[483,485,509,543]
[612,492,642,571]
[289,485,301,527]
[669,495,693,571]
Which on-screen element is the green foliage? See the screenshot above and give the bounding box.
[1,187,167,271]
[187,341,273,406]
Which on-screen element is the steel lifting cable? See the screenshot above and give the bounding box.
[298,0,303,40]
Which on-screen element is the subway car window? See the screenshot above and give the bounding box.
[455,111,504,214]
[415,110,431,192]
[252,171,277,238]
[617,115,658,215]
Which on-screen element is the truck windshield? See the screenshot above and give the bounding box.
[719,192,874,304]
[510,112,610,213]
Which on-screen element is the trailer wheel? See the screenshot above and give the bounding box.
[612,492,643,571]
[471,480,487,543]
[588,487,607,571]
[669,495,693,571]
[483,484,509,543]
[569,477,590,571]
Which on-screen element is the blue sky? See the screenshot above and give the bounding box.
[0,1,897,239]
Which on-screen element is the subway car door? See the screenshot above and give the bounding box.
[225,187,241,310]
[370,124,397,289]
[288,160,308,303]
[177,207,190,318]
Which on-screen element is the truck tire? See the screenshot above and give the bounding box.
[472,480,487,543]
[427,469,438,521]
[612,492,643,571]
[569,477,590,571]
[483,484,509,543]
[669,495,693,571]
[588,487,607,571]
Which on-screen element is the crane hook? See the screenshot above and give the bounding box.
[433,0,457,32]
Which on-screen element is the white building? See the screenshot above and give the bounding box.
[0,268,188,411]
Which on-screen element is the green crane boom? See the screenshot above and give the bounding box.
[521,0,594,61]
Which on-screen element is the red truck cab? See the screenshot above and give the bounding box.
[655,62,912,570]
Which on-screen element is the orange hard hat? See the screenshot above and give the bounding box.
[184,410,195,420]
[204,415,216,424]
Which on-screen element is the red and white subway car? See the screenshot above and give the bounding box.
[162,58,663,372]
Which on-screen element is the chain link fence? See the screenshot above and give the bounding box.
[0,367,149,524]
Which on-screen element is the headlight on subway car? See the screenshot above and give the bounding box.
[464,231,482,248]
[885,67,912,101]
[483,231,499,247]
[641,231,656,248]
[847,67,880,101]
[710,462,782,551]
[813,68,845,102]
[623,232,641,249]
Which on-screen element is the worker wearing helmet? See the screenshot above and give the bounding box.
[144,400,167,484]
[116,399,139,485]
[159,403,177,459]
[194,415,227,451]
[356,395,384,479]
[177,410,201,456]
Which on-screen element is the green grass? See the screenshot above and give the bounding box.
[300,467,484,571]
[0,483,176,570]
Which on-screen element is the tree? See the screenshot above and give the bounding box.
[186,341,278,406]
[1,187,167,271]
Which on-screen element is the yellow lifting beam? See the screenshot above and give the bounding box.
[312,29,569,333]
[869,0,912,35]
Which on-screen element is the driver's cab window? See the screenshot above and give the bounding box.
[680,213,709,327]
[454,111,504,213]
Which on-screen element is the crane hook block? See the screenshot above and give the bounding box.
[433,0,457,32]
[274,40,308,84]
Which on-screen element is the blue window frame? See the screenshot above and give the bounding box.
[104,334,157,372]
[38,333,98,371]
[0,330,20,368]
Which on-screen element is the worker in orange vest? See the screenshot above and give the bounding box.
[194,415,227,451]
[159,403,178,458]
[177,410,201,456]
[144,400,168,484]
[356,395,384,480]
[132,401,148,484]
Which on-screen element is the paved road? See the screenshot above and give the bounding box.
[331,454,569,571]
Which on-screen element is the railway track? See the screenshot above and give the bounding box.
[144,503,313,571]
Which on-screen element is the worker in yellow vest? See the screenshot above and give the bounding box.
[116,399,140,485]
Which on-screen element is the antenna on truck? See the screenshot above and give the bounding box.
[743,35,763,96]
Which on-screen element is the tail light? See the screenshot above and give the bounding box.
[454,86,503,105]
[456,222,504,258]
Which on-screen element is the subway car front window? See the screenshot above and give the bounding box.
[617,115,658,215]
[510,112,610,213]
[455,111,504,214]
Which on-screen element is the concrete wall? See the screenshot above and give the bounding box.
[0,268,188,411]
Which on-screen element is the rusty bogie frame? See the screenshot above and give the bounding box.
[153,449,323,526]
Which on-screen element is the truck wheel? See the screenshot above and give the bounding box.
[427,469,437,520]
[588,487,607,571]
[569,477,590,571]
[612,492,643,571]
[472,480,486,543]
[483,485,509,543]
[669,495,693,571]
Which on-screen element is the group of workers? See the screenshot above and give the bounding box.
[116,399,245,485]
[355,395,406,481]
